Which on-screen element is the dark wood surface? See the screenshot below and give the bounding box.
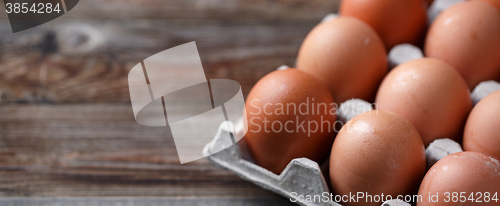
[0,0,340,205]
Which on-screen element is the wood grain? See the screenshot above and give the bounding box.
[0,197,293,206]
[0,0,341,204]
[0,0,340,103]
[0,104,290,204]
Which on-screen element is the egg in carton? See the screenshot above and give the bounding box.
[313,0,463,71]
[321,0,465,71]
[203,8,500,205]
[202,98,412,206]
[203,66,500,206]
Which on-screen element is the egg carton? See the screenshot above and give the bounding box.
[202,101,453,206]
[202,4,500,204]
[202,107,423,206]
[202,63,500,206]
[203,121,413,206]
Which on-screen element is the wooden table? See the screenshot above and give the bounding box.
[0,0,339,205]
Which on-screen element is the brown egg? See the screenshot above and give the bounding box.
[463,90,500,160]
[297,17,387,104]
[340,0,428,49]
[244,69,337,174]
[375,58,472,147]
[417,152,500,206]
[330,110,426,206]
[425,1,500,89]
[471,0,500,11]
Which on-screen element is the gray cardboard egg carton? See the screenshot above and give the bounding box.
[203,78,500,206]
[203,120,336,206]
[202,100,405,206]
[203,5,499,204]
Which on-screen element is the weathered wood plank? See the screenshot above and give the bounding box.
[0,104,284,200]
[0,197,295,206]
[0,0,340,103]
[0,1,343,203]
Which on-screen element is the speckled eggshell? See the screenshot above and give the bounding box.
[244,69,337,174]
[297,17,387,104]
[340,0,428,49]
[417,152,500,206]
[375,58,472,147]
[425,1,500,89]
[463,90,500,160]
[329,110,426,206]
[471,0,500,11]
